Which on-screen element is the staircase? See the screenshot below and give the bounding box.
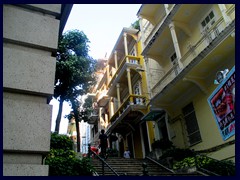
[91,157,204,176]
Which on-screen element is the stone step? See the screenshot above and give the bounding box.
[91,157,203,176]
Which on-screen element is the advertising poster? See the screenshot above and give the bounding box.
[208,66,235,141]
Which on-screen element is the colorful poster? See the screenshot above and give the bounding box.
[208,66,235,141]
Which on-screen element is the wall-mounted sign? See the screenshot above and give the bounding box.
[208,66,235,141]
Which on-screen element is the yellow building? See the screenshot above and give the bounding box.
[89,28,154,158]
[137,4,235,161]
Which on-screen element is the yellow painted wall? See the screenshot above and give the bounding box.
[192,77,235,160]
[168,64,235,160]
[169,120,186,148]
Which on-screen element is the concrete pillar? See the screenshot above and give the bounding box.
[114,50,118,69]
[123,33,129,63]
[169,21,184,69]
[164,4,170,14]
[126,68,133,104]
[116,83,121,108]
[106,65,110,86]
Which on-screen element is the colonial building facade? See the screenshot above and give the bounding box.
[88,4,235,162]
[137,4,235,161]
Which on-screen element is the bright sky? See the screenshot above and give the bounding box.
[50,4,142,134]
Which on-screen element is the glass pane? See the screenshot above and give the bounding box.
[182,103,202,144]
[201,21,206,27]
[189,131,202,145]
[209,11,214,19]
[206,16,210,24]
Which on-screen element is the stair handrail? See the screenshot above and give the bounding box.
[192,150,235,176]
[90,149,120,176]
[145,156,175,174]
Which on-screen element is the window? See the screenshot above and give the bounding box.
[129,47,138,64]
[170,52,180,75]
[182,102,202,146]
[157,116,168,140]
[201,11,215,28]
[201,10,220,43]
[133,81,143,104]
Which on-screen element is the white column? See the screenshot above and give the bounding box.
[114,50,118,69]
[218,4,232,25]
[106,65,110,86]
[164,4,170,14]
[123,32,129,63]
[116,83,121,108]
[126,68,133,105]
[126,68,133,95]
[169,21,183,69]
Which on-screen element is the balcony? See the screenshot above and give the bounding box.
[138,4,176,47]
[108,55,142,96]
[105,94,148,136]
[97,89,109,107]
[88,109,99,125]
[150,18,235,108]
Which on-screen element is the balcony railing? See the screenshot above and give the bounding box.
[108,55,141,88]
[143,4,177,48]
[151,15,232,97]
[109,94,147,123]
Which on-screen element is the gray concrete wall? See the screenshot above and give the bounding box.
[3,4,70,176]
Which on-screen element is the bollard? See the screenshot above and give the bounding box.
[142,162,149,176]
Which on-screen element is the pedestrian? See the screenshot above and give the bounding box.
[90,146,99,158]
[123,147,131,158]
[99,129,108,159]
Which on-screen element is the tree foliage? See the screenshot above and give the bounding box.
[131,20,140,30]
[50,132,73,150]
[45,133,95,176]
[53,29,97,133]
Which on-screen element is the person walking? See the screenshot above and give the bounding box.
[99,129,108,159]
[123,147,131,158]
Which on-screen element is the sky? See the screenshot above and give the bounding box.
[50,4,142,134]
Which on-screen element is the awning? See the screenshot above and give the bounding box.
[141,108,165,121]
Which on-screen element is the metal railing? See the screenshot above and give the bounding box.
[109,94,148,123]
[108,55,141,88]
[88,145,120,176]
[145,156,175,174]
